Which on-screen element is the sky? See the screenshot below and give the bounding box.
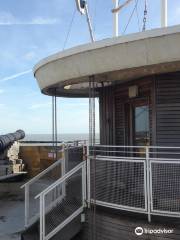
[0,0,180,134]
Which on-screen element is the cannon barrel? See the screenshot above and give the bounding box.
[0,130,25,151]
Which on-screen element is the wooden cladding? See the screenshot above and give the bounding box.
[156,73,180,146]
[99,72,180,147]
[99,86,115,145]
[77,208,180,240]
[99,78,153,146]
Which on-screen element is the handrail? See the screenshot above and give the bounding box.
[21,158,64,188]
[90,155,180,162]
[93,156,146,162]
[93,144,180,149]
[35,161,85,199]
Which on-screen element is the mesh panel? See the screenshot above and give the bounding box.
[28,161,63,225]
[91,158,146,210]
[151,161,180,213]
[44,169,82,236]
[65,146,84,171]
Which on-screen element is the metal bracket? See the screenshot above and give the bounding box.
[81,213,86,223]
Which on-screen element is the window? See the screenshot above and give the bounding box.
[134,105,149,146]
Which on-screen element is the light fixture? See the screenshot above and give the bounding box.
[64,85,72,90]
[129,85,138,98]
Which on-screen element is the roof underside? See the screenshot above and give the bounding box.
[34,25,180,98]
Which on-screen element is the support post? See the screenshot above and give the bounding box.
[62,145,66,198]
[82,162,87,207]
[112,0,119,37]
[146,146,151,222]
[87,147,91,208]
[161,0,167,27]
[40,194,45,240]
[25,185,29,228]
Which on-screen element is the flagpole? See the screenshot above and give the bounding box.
[161,0,167,27]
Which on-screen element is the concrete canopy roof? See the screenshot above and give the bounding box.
[34,25,180,97]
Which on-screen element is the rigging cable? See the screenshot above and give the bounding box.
[62,8,76,50]
[54,89,58,161]
[135,0,140,31]
[123,0,139,34]
[52,92,58,161]
[142,0,147,31]
[52,96,55,158]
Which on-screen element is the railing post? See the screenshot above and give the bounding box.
[40,194,45,240]
[146,146,151,222]
[87,157,91,208]
[62,145,66,198]
[25,185,29,228]
[82,162,87,207]
[87,144,91,208]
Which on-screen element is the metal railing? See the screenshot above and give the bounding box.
[88,145,180,222]
[22,144,180,239]
[21,157,65,227]
[35,161,86,240]
[150,159,180,216]
[89,156,147,212]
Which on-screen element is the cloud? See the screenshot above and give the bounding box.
[0,89,4,94]
[29,102,51,110]
[0,70,32,82]
[31,17,59,25]
[24,51,36,61]
[0,11,60,25]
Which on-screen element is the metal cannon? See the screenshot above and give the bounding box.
[0,130,26,180]
[0,130,25,153]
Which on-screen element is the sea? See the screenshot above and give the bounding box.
[23,133,99,142]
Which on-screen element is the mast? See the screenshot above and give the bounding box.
[112,0,119,37]
[161,0,167,27]
[112,0,133,37]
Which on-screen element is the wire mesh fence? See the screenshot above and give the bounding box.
[22,159,65,227]
[89,145,180,221]
[90,157,147,211]
[44,169,82,237]
[39,162,85,240]
[150,160,180,214]
[23,144,180,239]
[65,146,85,171]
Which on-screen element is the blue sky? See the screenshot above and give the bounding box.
[0,0,180,134]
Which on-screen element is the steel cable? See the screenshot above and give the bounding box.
[123,0,139,34]
[62,8,76,50]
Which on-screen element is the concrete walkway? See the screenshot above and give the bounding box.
[0,182,25,240]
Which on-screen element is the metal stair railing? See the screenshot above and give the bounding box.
[21,156,66,228]
[35,161,86,240]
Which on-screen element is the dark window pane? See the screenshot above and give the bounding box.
[134,105,149,146]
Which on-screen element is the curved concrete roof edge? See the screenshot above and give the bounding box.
[33,24,180,75]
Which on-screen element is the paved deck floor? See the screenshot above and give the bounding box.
[0,182,25,240]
